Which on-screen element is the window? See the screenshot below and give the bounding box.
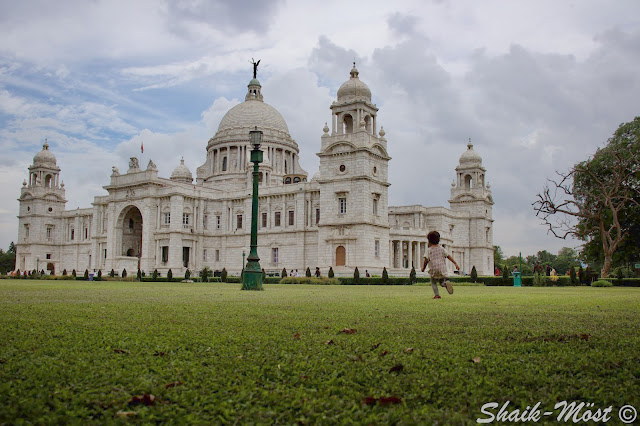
[375,240,380,257]
[164,212,171,225]
[103,249,107,259]
[222,157,227,171]
[339,198,347,214]
[288,210,294,226]
[46,227,52,240]
[203,249,207,261]
[262,212,267,228]
[161,246,169,263]
[215,249,220,261]
[70,228,75,240]
[275,211,281,227]
[316,208,320,224]
[272,247,279,264]
[84,228,88,239]
[183,213,190,228]
[203,214,208,229]
[373,198,378,215]
[216,215,221,229]
[46,253,51,260]
[237,215,243,229]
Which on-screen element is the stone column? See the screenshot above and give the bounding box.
[408,241,413,269]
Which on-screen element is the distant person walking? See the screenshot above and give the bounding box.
[421,231,460,299]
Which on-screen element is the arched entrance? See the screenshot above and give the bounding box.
[47,262,55,275]
[336,246,346,266]
[120,206,143,258]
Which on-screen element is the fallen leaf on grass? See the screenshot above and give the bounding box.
[471,357,481,363]
[389,364,404,373]
[380,350,388,357]
[404,348,414,353]
[293,332,300,340]
[113,349,129,354]
[165,381,184,389]
[379,396,403,405]
[339,328,357,334]
[153,351,166,357]
[115,411,137,418]
[325,339,335,345]
[362,397,377,405]
[128,394,155,406]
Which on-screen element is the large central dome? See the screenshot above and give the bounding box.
[217,100,289,134]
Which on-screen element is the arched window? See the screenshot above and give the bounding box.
[284,177,291,184]
[343,114,353,134]
[293,177,301,183]
[464,175,472,189]
[364,115,371,133]
[45,174,52,188]
[336,246,346,266]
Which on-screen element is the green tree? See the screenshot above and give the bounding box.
[534,117,640,277]
[353,267,360,283]
[493,245,504,267]
[281,268,287,278]
[409,266,416,284]
[555,247,580,273]
[137,269,142,280]
[569,266,577,284]
[382,267,389,284]
[305,267,312,277]
[470,266,478,282]
[152,269,159,281]
[328,267,334,278]
[185,269,191,280]
[84,269,89,280]
[121,269,127,278]
[220,268,226,282]
[167,269,173,281]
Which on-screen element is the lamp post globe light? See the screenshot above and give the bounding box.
[242,127,264,290]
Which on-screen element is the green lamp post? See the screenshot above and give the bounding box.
[242,127,264,290]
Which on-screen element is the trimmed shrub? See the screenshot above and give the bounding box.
[185,269,191,280]
[280,277,340,285]
[578,266,586,285]
[16,269,21,278]
[167,269,173,281]
[382,267,389,284]
[137,269,142,280]
[281,268,287,278]
[305,267,312,277]
[592,279,613,287]
[200,267,211,280]
[97,270,102,280]
[72,269,77,278]
[353,267,360,284]
[62,269,67,276]
[470,266,478,283]
[533,273,547,286]
[570,266,577,284]
[152,269,159,281]
[502,265,510,283]
[409,267,416,284]
[328,267,334,278]
[110,269,115,278]
[221,268,227,282]
[262,268,266,280]
[122,269,127,278]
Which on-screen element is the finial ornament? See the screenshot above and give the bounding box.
[250,58,261,79]
[468,137,473,149]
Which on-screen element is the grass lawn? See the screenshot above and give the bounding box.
[1,280,639,424]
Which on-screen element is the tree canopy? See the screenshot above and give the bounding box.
[534,117,640,277]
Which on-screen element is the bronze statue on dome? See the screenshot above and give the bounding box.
[250,58,260,79]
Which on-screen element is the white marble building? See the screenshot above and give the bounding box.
[15,65,494,277]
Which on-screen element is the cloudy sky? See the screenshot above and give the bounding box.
[1,0,639,257]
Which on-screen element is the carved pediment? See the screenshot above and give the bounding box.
[325,142,355,155]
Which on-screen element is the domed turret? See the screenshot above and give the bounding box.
[33,141,57,167]
[459,140,483,165]
[170,158,193,183]
[197,66,307,188]
[337,64,371,102]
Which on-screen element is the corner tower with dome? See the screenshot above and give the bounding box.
[15,64,493,277]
